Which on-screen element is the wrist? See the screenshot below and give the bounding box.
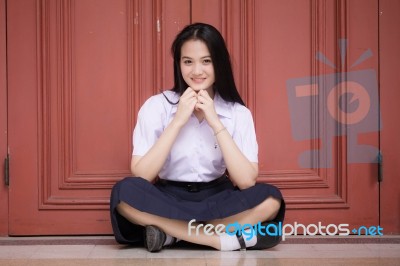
[214,127,226,136]
[170,117,186,130]
[212,122,226,135]
[210,121,224,133]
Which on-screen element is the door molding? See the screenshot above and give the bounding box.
[379,0,400,234]
[0,0,8,236]
[223,0,351,210]
[35,0,189,210]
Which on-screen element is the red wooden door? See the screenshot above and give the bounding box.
[191,0,381,230]
[6,0,397,235]
[7,0,190,235]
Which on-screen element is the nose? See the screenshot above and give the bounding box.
[192,63,203,75]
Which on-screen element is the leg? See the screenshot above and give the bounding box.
[208,196,281,229]
[117,201,221,250]
[116,195,281,250]
[211,197,282,251]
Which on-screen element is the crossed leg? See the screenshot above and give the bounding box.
[116,196,281,250]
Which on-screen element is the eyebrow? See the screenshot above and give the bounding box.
[181,55,211,59]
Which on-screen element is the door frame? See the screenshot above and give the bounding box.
[0,0,9,236]
[379,0,400,234]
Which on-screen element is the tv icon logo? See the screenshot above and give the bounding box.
[286,40,381,168]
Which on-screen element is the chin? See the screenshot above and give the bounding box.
[191,85,211,91]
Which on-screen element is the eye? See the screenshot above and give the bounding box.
[182,59,192,65]
[203,58,212,64]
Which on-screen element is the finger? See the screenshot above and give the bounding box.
[198,89,210,98]
[184,87,193,93]
[181,90,197,102]
[195,102,203,111]
[197,96,204,104]
[190,98,198,107]
[184,87,197,96]
[197,95,211,105]
[181,88,192,99]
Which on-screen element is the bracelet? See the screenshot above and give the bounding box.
[214,127,226,136]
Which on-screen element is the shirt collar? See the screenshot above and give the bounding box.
[214,93,233,118]
[170,92,232,119]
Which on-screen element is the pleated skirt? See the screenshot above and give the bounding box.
[110,176,285,244]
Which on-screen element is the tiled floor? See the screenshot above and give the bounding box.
[0,236,399,266]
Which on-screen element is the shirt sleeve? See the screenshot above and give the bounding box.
[231,105,259,163]
[132,95,166,156]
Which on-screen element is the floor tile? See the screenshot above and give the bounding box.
[0,236,399,265]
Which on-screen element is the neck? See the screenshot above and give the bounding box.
[205,87,215,99]
[194,109,204,122]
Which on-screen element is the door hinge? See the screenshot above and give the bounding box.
[4,154,9,186]
[378,151,383,182]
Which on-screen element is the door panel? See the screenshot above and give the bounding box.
[380,0,400,234]
[7,0,189,235]
[191,0,223,30]
[192,0,380,228]
[0,0,8,236]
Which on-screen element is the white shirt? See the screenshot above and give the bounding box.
[132,90,258,182]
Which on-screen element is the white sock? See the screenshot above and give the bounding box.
[219,228,257,251]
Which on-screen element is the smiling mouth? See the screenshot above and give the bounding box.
[191,78,206,83]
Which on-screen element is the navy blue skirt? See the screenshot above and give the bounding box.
[110,176,285,244]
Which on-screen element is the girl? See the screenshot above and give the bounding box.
[110,23,285,252]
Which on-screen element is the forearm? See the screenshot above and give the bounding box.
[195,90,258,188]
[131,120,183,182]
[214,125,259,189]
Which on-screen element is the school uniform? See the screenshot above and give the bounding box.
[110,91,285,244]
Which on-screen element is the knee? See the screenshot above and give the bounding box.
[116,201,130,215]
[269,196,281,211]
[260,196,281,220]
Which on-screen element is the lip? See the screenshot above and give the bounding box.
[191,77,206,84]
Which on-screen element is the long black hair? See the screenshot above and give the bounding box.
[167,23,245,106]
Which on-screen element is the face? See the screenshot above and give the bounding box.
[180,39,215,95]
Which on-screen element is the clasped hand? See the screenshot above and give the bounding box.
[174,87,220,129]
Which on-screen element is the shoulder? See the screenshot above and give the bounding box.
[232,102,250,113]
[141,90,178,108]
[232,102,253,120]
[214,93,253,120]
[139,90,179,116]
